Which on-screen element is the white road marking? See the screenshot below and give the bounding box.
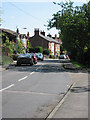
[5,90,60,96]
[30,72,35,75]
[18,76,28,81]
[0,84,14,92]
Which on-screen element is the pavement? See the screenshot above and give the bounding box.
[0,61,17,71]
[47,71,89,119]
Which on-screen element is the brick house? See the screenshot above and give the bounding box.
[1,28,17,43]
[29,29,61,56]
[1,28,28,50]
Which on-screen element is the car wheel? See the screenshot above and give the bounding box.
[30,58,34,65]
[17,62,21,66]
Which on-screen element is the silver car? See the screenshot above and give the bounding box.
[59,54,66,59]
[35,53,43,61]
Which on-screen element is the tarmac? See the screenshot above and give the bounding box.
[1,60,90,119]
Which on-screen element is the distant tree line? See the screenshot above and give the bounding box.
[47,1,90,66]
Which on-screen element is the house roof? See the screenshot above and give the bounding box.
[0,28,17,36]
[39,34,60,44]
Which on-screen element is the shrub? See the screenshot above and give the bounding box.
[49,55,53,58]
[2,56,13,65]
[43,49,50,55]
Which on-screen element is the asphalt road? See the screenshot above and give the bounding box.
[2,59,72,118]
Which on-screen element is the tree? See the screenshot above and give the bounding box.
[26,39,31,53]
[17,40,23,54]
[47,1,89,65]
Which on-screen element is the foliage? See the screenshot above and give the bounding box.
[47,1,90,65]
[35,46,43,53]
[43,49,50,55]
[26,39,31,53]
[2,37,16,56]
[2,33,24,56]
[17,40,23,54]
[29,46,43,53]
[2,55,13,65]
[49,54,53,58]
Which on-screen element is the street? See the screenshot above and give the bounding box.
[2,59,72,118]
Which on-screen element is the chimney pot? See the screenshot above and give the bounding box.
[34,28,39,36]
[41,31,45,36]
[47,34,52,38]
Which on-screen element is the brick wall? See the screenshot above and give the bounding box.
[29,36,49,49]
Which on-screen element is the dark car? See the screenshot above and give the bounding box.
[30,53,37,64]
[35,53,43,61]
[17,53,34,66]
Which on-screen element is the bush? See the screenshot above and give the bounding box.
[2,56,13,65]
[43,49,50,55]
[29,46,43,53]
[49,55,53,58]
[35,46,42,53]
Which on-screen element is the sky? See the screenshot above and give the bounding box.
[1,0,88,37]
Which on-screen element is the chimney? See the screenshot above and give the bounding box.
[55,34,57,39]
[34,28,39,36]
[47,34,52,38]
[41,31,45,36]
[27,32,29,38]
[16,28,19,34]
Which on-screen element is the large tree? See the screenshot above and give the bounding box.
[47,1,90,65]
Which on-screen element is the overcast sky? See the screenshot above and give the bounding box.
[1,0,88,37]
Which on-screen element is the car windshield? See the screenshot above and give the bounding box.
[18,54,31,58]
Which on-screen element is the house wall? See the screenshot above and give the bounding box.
[49,42,55,55]
[55,44,60,56]
[29,36,48,49]
[22,37,27,49]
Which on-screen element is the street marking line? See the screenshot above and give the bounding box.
[4,90,60,96]
[18,76,28,82]
[0,84,14,92]
[46,82,76,119]
[30,72,35,75]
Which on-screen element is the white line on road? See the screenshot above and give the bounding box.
[0,84,15,92]
[30,72,35,75]
[5,90,60,96]
[18,76,28,82]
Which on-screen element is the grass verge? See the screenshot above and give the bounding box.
[71,60,90,69]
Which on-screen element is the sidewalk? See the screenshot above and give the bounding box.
[50,72,89,119]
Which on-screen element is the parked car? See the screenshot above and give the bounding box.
[17,53,34,66]
[30,53,37,64]
[35,53,43,61]
[66,55,70,59]
[59,54,67,59]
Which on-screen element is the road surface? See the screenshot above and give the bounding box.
[1,59,72,118]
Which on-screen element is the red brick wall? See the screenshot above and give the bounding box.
[29,36,49,49]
